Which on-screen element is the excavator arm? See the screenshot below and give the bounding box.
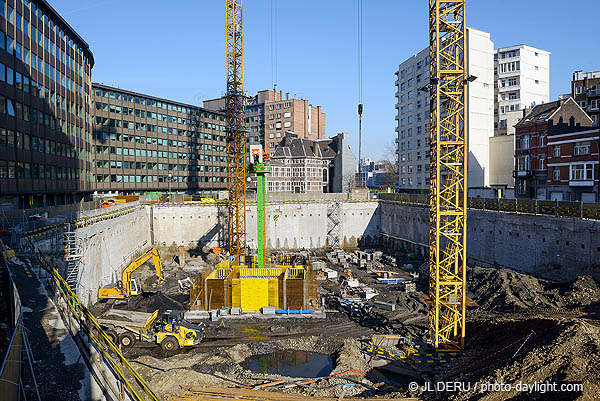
[99,246,165,299]
[122,246,164,296]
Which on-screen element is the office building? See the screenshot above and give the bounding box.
[395,27,494,191]
[204,86,326,152]
[494,44,550,136]
[92,83,228,195]
[514,97,592,199]
[0,0,94,208]
[572,70,600,126]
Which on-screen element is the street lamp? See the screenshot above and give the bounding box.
[168,173,173,195]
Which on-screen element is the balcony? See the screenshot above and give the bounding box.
[498,84,521,92]
[569,180,594,187]
[515,170,531,177]
[587,88,600,97]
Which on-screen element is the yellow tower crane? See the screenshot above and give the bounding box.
[428,0,468,351]
[225,0,247,260]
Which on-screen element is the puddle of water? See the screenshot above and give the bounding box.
[242,350,333,378]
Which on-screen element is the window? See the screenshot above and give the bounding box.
[553,145,560,157]
[517,155,530,171]
[571,164,593,181]
[7,4,14,24]
[574,141,591,155]
[575,86,583,94]
[521,135,530,149]
[553,168,560,181]
[539,155,545,170]
[284,102,291,108]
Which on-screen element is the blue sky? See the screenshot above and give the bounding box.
[52,0,599,160]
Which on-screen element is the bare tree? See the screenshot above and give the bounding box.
[381,140,399,186]
[343,170,356,191]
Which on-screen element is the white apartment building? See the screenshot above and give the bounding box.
[395,27,494,191]
[494,45,550,136]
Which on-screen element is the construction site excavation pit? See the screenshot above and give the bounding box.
[50,199,600,400]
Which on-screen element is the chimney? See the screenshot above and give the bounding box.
[286,92,290,100]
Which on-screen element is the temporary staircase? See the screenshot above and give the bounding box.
[327,201,341,248]
[63,228,82,290]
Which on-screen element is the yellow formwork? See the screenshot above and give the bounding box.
[231,276,279,310]
[202,264,314,311]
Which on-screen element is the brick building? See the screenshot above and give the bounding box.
[546,120,598,202]
[514,97,592,199]
[572,70,600,126]
[204,86,326,152]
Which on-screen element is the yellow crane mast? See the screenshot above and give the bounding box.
[428,0,468,351]
[226,0,247,259]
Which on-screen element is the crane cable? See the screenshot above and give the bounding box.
[357,0,364,186]
[270,0,278,87]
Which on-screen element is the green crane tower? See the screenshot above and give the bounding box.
[248,145,271,269]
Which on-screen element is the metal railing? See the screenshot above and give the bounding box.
[32,241,160,401]
[0,244,41,401]
[380,193,600,220]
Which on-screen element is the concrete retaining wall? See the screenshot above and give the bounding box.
[76,207,152,306]
[151,201,381,250]
[380,202,600,280]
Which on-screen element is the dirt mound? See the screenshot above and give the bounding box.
[560,275,600,308]
[121,291,184,313]
[468,266,556,310]
[427,318,600,401]
[468,267,600,312]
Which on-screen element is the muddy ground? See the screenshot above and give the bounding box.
[92,247,600,401]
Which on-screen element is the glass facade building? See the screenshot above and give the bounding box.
[92,83,228,194]
[0,0,94,208]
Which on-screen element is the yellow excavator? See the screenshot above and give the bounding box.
[98,246,165,299]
